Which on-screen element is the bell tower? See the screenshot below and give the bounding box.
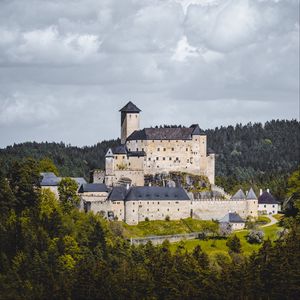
[120,101,141,144]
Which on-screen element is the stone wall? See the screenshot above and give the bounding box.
[105,170,145,186]
[124,198,258,225]
[126,135,215,184]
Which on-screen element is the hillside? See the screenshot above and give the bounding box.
[0,119,299,196]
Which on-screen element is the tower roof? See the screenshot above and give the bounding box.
[231,189,246,200]
[258,191,278,204]
[119,101,141,113]
[246,188,257,200]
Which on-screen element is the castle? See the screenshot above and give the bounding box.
[100,101,215,187]
[40,102,267,226]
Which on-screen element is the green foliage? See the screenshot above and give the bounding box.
[226,234,242,253]
[0,164,300,299]
[38,158,59,176]
[58,178,80,213]
[246,230,264,244]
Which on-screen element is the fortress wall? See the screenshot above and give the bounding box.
[192,199,258,220]
[125,200,191,225]
[125,198,258,225]
[105,170,145,186]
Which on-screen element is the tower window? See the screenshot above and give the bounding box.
[163,157,166,160]
[163,148,166,151]
[157,148,160,151]
[172,148,174,151]
[156,157,159,160]
[169,157,172,161]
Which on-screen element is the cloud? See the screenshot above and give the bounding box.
[0,92,59,126]
[0,0,298,148]
[0,26,101,65]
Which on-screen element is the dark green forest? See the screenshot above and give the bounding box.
[0,119,299,198]
[0,159,300,299]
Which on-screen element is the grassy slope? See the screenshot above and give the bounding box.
[118,217,282,256]
[120,218,217,238]
[170,223,282,256]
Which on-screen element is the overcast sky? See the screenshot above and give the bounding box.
[0,0,299,148]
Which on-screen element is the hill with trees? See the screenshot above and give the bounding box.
[0,119,299,198]
[0,159,299,299]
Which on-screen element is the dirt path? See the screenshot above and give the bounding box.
[261,215,278,227]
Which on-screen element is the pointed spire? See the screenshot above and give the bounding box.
[105,148,114,158]
[246,187,257,200]
[119,101,141,113]
[231,189,246,200]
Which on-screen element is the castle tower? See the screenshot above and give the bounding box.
[105,148,114,176]
[120,101,141,144]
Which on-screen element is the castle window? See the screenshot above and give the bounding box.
[157,166,159,168]
[156,157,159,160]
[147,209,149,211]
[158,202,160,204]
[136,148,138,151]
[178,209,180,211]
[157,209,159,211]
[129,163,131,166]
[163,148,166,151]
[157,148,160,151]
[133,210,135,212]
[142,148,144,151]
[187,159,189,163]
[163,157,166,161]
[148,158,151,161]
[172,148,174,151]
[186,148,188,151]
[169,157,172,161]
[167,209,169,211]
[123,156,125,159]
[147,202,149,204]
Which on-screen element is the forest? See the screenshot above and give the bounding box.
[0,119,299,198]
[0,159,300,299]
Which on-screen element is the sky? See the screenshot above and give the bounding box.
[0,0,299,148]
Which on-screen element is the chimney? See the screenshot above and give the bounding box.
[259,189,263,196]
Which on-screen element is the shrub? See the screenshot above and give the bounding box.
[145,217,149,222]
[226,234,242,253]
[165,215,170,221]
[247,230,264,244]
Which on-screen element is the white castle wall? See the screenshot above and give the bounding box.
[124,198,258,225]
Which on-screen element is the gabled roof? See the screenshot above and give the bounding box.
[190,124,204,135]
[220,212,245,223]
[127,127,198,141]
[40,172,60,186]
[119,101,141,113]
[125,186,190,201]
[231,189,246,200]
[258,191,278,205]
[107,186,190,202]
[78,183,109,193]
[40,172,86,187]
[108,186,128,201]
[246,188,257,200]
[112,145,127,155]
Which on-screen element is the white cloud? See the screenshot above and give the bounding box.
[0,0,298,147]
[0,26,101,65]
[0,93,59,125]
